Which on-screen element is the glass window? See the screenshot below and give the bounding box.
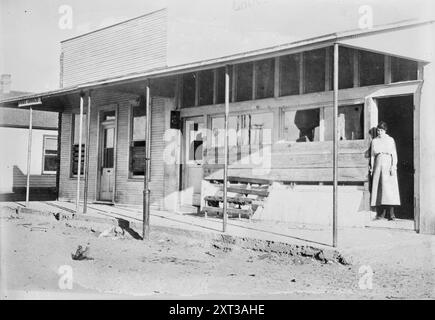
[324,104,364,141]
[130,105,146,176]
[182,72,196,107]
[279,54,300,96]
[255,58,275,99]
[236,62,254,102]
[359,51,384,86]
[391,56,418,82]
[210,112,273,163]
[283,108,320,142]
[216,66,233,104]
[304,49,326,94]
[43,135,58,174]
[198,70,214,106]
[71,113,87,176]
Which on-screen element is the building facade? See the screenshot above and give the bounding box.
[1,9,434,233]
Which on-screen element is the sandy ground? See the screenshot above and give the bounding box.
[0,206,434,299]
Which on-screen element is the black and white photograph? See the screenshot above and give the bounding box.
[0,0,434,303]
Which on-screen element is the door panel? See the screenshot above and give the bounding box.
[99,123,115,201]
[182,117,205,206]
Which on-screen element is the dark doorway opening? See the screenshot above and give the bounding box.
[377,95,414,220]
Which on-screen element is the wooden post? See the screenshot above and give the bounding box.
[25,107,33,206]
[223,65,230,232]
[76,93,84,214]
[83,91,92,213]
[143,81,151,240]
[333,43,339,247]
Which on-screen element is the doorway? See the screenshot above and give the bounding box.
[377,95,414,220]
[98,111,116,202]
[181,116,205,207]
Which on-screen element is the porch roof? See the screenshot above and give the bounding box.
[1,19,433,112]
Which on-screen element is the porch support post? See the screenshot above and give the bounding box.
[143,81,151,240]
[223,65,230,232]
[83,91,92,213]
[25,106,33,206]
[332,43,339,247]
[76,92,85,214]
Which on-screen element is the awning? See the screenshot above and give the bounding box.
[338,21,435,63]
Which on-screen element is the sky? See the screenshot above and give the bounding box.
[0,0,433,93]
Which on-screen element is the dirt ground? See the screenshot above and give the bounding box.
[0,206,434,299]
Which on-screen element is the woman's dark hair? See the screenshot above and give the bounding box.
[377,121,388,131]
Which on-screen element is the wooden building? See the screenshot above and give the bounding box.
[1,9,434,234]
[0,75,58,200]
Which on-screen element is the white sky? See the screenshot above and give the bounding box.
[0,0,433,92]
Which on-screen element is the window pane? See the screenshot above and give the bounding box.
[236,62,253,102]
[324,104,364,141]
[132,106,146,141]
[279,54,300,96]
[255,59,275,99]
[359,51,384,86]
[73,114,87,144]
[250,113,273,145]
[44,155,58,172]
[45,136,58,152]
[198,70,214,106]
[304,49,326,94]
[182,72,196,107]
[283,108,320,142]
[339,46,354,89]
[391,56,418,82]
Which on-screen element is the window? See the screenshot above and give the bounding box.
[182,72,196,107]
[42,135,58,174]
[304,49,326,94]
[198,70,214,106]
[279,54,300,96]
[359,51,384,86]
[236,62,253,102]
[129,105,146,176]
[391,57,418,82]
[255,58,275,99]
[282,108,320,142]
[324,104,364,141]
[210,112,273,163]
[216,66,233,104]
[71,113,87,176]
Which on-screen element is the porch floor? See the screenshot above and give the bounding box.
[2,200,421,256]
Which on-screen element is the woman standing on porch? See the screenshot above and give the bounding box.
[370,121,401,220]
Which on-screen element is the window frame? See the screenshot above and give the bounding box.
[128,103,147,179]
[280,105,322,143]
[42,134,58,175]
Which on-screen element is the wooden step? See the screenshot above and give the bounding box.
[202,206,252,218]
[224,186,269,197]
[204,195,253,205]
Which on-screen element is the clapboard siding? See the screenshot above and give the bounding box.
[0,127,57,193]
[58,91,167,209]
[61,9,167,87]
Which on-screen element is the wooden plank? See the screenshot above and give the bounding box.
[204,195,254,205]
[204,166,368,182]
[203,206,252,217]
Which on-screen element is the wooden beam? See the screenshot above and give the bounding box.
[83,91,92,213]
[25,107,33,206]
[76,93,85,214]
